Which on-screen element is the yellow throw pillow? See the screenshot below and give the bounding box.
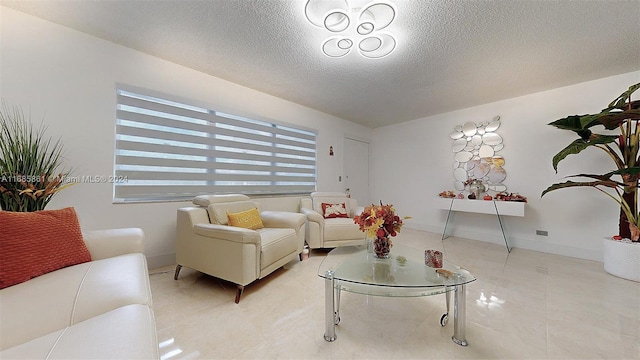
[227,208,264,230]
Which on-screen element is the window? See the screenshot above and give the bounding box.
[114,88,317,202]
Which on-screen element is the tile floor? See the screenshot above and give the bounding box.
[150,229,640,359]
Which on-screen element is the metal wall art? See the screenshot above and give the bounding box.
[450,116,507,193]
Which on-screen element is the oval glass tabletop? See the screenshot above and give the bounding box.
[317,244,475,297]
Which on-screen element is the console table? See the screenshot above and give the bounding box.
[434,197,525,252]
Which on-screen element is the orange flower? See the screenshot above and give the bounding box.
[354,202,410,239]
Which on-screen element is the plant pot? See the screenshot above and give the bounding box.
[603,237,640,282]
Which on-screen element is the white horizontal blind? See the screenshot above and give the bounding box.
[114,89,317,202]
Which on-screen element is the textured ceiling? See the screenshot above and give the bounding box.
[2,0,639,128]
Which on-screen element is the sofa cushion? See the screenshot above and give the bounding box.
[322,202,349,219]
[0,253,152,350]
[257,228,297,270]
[0,304,158,360]
[0,207,91,290]
[227,208,264,230]
[324,218,366,241]
[207,200,261,225]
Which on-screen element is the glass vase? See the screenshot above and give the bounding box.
[373,235,391,259]
[467,179,486,199]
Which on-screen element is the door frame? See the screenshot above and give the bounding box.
[343,134,371,204]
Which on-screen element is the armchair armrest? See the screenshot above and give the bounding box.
[193,223,261,244]
[353,206,365,217]
[82,228,144,260]
[260,211,306,230]
[301,207,324,226]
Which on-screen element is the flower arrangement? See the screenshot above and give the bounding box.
[354,202,410,258]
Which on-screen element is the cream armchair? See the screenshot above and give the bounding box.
[300,192,365,249]
[175,194,306,303]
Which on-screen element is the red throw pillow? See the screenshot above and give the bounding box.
[0,207,91,289]
[322,202,349,219]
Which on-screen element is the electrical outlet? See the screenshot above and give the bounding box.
[536,230,548,236]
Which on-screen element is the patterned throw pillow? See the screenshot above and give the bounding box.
[322,203,349,219]
[0,207,91,289]
[227,208,264,230]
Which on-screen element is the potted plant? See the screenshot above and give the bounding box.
[0,103,73,212]
[542,83,640,281]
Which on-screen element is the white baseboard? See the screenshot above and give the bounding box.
[405,223,602,263]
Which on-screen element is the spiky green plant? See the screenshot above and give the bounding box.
[542,83,640,241]
[0,103,73,211]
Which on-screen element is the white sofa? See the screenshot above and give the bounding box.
[176,194,306,303]
[300,192,365,249]
[0,228,159,359]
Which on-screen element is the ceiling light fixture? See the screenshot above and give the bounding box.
[304,0,397,59]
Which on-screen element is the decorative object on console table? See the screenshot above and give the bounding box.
[438,190,456,198]
[495,192,527,202]
[0,103,74,212]
[542,82,640,282]
[465,179,486,200]
[354,202,410,259]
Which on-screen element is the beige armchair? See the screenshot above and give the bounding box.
[175,194,306,303]
[300,192,365,249]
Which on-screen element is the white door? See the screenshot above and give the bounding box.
[344,137,370,206]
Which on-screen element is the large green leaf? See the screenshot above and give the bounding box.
[604,167,640,177]
[607,83,640,109]
[541,180,619,197]
[594,82,640,129]
[600,168,640,192]
[570,173,617,181]
[548,115,600,132]
[549,82,640,132]
[549,104,640,132]
[594,105,640,130]
[566,168,640,182]
[566,173,629,188]
[552,135,618,172]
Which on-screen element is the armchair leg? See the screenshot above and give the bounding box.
[174,264,183,280]
[235,285,244,304]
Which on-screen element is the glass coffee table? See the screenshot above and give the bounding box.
[318,244,476,346]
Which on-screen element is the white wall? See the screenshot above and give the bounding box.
[4,6,638,266]
[371,71,640,262]
[0,7,371,268]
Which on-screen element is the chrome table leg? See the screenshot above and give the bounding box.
[324,270,336,341]
[440,287,451,326]
[452,275,468,346]
[335,284,341,325]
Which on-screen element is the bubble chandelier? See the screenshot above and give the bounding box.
[304,0,397,59]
